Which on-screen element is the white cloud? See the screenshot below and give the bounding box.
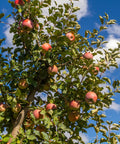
[64,131,71,139]
[94,35,120,60]
[2,8,7,14]
[105,35,120,66]
[94,23,120,67]
[105,35,120,49]
[41,0,88,20]
[3,18,14,48]
[93,34,120,73]
[99,83,110,94]
[107,24,120,37]
[109,102,120,112]
[35,92,47,102]
[64,131,89,143]
[79,132,89,143]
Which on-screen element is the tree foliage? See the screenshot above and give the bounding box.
[0,0,120,143]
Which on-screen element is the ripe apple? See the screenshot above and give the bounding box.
[15,0,24,5]
[18,79,28,89]
[22,19,33,29]
[85,91,97,103]
[68,111,80,122]
[41,43,52,51]
[69,100,80,110]
[83,52,93,59]
[48,65,58,74]
[66,32,75,41]
[33,109,44,119]
[12,103,21,113]
[46,103,57,110]
[92,67,99,75]
[15,0,30,6]
[0,103,7,112]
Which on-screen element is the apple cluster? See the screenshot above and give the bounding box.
[23,103,57,133]
[67,91,97,123]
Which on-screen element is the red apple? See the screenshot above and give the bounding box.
[68,111,80,122]
[15,0,30,6]
[66,32,75,41]
[12,103,21,113]
[15,0,24,5]
[41,43,52,51]
[0,103,7,112]
[18,79,28,89]
[22,19,33,29]
[85,91,97,103]
[46,103,57,111]
[92,67,99,75]
[18,19,31,33]
[48,65,58,74]
[69,100,80,110]
[83,52,93,59]
[33,109,44,119]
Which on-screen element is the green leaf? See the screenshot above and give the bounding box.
[41,132,49,141]
[0,116,4,122]
[91,109,98,114]
[100,138,107,143]
[0,13,4,19]
[107,19,116,25]
[27,135,36,140]
[100,129,106,135]
[100,26,107,31]
[26,129,31,135]
[72,7,80,12]
[6,14,11,19]
[99,16,104,24]
[58,123,73,133]
[105,13,109,20]
[2,136,10,142]
[102,77,111,84]
[111,127,119,130]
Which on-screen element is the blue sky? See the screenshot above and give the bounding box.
[0,0,120,143]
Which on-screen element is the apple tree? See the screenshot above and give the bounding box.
[0,0,120,143]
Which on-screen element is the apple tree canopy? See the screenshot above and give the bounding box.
[0,0,120,143]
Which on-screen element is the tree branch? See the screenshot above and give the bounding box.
[7,89,36,144]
